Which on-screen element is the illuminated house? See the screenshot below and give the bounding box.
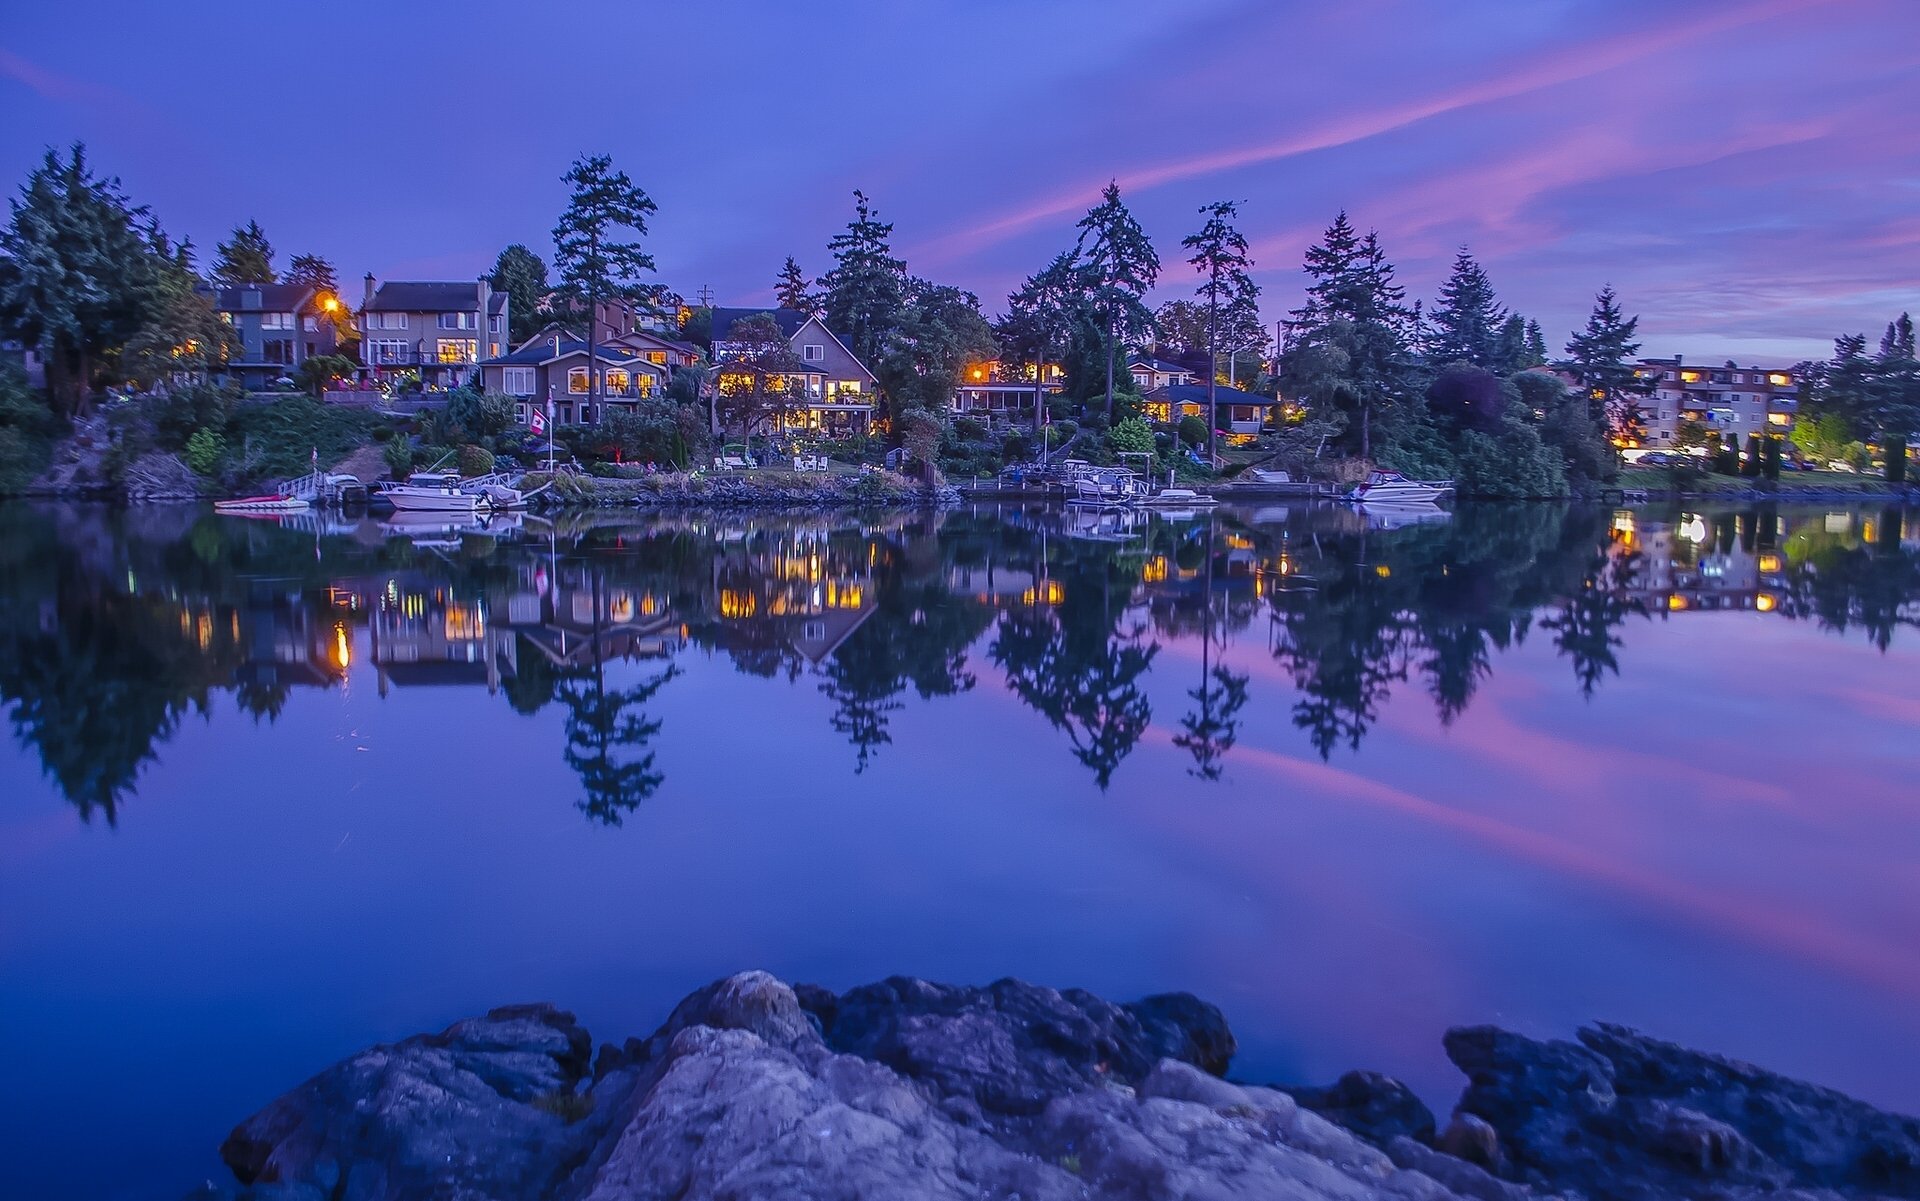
[1127,354,1196,391]
[710,306,877,435]
[477,339,668,426]
[1143,384,1275,437]
[950,359,1065,426]
[359,276,509,390]
[1633,356,1799,447]
[199,281,343,389]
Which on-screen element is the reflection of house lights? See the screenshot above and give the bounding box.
[1756,593,1777,612]
[1679,515,1707,543]
[334,624,351,668]
[1669,594,1689,610]
[1374,564,1391,578]
[1758,553,1782,573]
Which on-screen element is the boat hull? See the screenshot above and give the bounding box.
[215,496,309,513]
[383,489,482,513]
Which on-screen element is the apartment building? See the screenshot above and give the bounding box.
[1633,356,1799,447]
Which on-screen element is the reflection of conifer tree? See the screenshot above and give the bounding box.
[992,554,1159,789]
[1540,545,1649,698]
[1781,506,1919,650]
[1172,531,1249,781]
[231,677,294,724]
[503,636,560,716]
[558,661,678,827]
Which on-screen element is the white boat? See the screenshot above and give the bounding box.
[1066,466,1148,506]
[381,472,483,513]
[214,493,310,513]
[1345,470,1453,504]
[1247,468,1293,484]
[1140,487,1219,509]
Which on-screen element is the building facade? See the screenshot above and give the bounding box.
[201,282,342,389]
[710,306,877,434]
[360,277,509,391]
[1633,356,1800,447]
[477,339,669,427]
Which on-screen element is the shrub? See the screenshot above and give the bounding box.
[1452,419,1568,498]
[457,444,496,475]
[150,382,238,452]
[445,386,515,439]
[382,435,414,479]
[1177,415,1208,447]
[185,428,226,476]
[1108,416,1154,455]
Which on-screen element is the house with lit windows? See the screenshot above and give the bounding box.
[358,276,509,391]
[950,359,1065,426]
[1127,354,1196,391]
[1632,356,1799,447]
[1144,383,1276,439]
[476,339,669,427]
[709,306,877,434]
[199,282,343,389]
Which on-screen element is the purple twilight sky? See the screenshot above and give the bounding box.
[3,0,1917,363]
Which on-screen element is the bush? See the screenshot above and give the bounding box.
[0,361,56,493]
[185,428,226,476]
[149,382,238,452]
[1452,419,1568,498]
[383,435,414,479]
[457,444,496,475]
[445,386,515,439]
[1108,416,1154,455]
[1177,415,1208,447]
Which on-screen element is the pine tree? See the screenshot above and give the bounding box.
[1868,313,1919,483]
[1563,285,1650,443]
[774,257,816,315]
[0,144,163,415]
[1523,319,1548,367]
[552,154,658,414]
[490,243,549,345]
[1279,215,1416,461]
[1427,248,1505,367]
[1495,313,1538,372]
[1074,182,1160,422]
[821,190,907,370]
[211,220,275,285]
[1182,200,1260,462]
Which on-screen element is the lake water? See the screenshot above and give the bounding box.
[3,499,1917,1199]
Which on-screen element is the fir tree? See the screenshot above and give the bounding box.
[1279,215,1416,461]
[821,190,907,370]
[1182,200,1260,462]
[1074,182,1160,422]
[490,243,549,345]
[211,219,276,285]
[1523,319,1549,367]
[1563,285,1650,443]
[1494,313,1542,372]
[774,256,816,315]
[1867,314,1920,483]
[285,253,337,292]
[0,144,163,415]
[551,154,658,413]
[1427,248,1505,368]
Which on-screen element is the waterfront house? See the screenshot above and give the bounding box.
[1128,354,1196,392]
[1632,356,1799,448]
[200,282,341,389]
[951,359,1065,427]
[477,338,669,426]
[710,306,877,435]
[359,276,509,391]
[1144,383,1275,438]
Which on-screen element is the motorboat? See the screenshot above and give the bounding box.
[1139,487,1219,509]
[381,472,483,513]
[214,493,310,513]
[1345,470,1453,504]
[1066,466,1148,506]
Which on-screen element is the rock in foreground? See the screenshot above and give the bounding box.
[200,972,1919,1201]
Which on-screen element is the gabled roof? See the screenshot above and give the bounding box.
[612,329,703,358]
[1147,384,1274,407]
[479,340,663,370]
[202,282,316,313]
[367,281,500,313]
[711,306,808,342]
[791,315,878,384]
[1128,354,1192,375]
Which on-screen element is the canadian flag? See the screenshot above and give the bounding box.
[529,406,547,437]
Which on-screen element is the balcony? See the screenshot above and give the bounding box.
[365,348,478,368]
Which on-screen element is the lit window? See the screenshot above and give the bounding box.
[605,368,630,394]
[568,367,589,393]
[436,339,477,363]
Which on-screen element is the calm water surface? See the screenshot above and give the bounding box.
[2,499,1917,1199]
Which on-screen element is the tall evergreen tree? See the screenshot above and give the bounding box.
[551,154,658,415]
[1182,200,1260,462]
[1866,314,1920,483]
[1562,285,1650,443]
[1427,248,1505,368]
[285,253,337,292]
[821,190,907,371]
[774,256,816,315]
[0,144,162,415]
[1279,215,1416,461]
[211,220,276,285]
[997,252,1084,436]
[1523,319,1549,368]
[1074,182,1160,422]
[490,243,549,346]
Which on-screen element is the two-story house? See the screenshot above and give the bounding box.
[1127,354,1196,392]
[200,282,341,389]
[1144,383,1275,439]
[951,359,1065,427]
[359,276,509,391]
[709,306,877,435]
[477,337,670,428]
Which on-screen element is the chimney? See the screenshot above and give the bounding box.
[363,272,376,309]
[478,275,493,355]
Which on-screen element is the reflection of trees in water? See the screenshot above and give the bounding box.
[991,549,1160,789]
[8,503,1920,822]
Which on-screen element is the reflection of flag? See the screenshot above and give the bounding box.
[529,407,547,437]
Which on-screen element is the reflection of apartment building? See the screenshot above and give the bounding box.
[360,277,509,390]
[1610,510,1788,614]
[1633,357,1799,447]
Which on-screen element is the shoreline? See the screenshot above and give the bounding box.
[198,971,1920,1201]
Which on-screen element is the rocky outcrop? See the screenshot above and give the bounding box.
[193,973,1919,1201]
